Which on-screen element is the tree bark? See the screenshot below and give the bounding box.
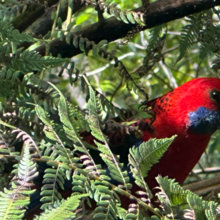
[18,0,220,58]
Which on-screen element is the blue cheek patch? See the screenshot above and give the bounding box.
[134,140,143,148]
[188,107,220,134]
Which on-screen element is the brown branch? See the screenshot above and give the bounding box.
[13,0,60,32]
[23,0,85,37]
[143,0,220,28]
[193,167,220,175]
[183,175,220,196]
[32,0,220,58]
[17,0,86,53]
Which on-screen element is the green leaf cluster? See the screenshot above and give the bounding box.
[0,1,219,219]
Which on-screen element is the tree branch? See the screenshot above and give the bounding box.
[183,175,220,196]
[31,0,220,57]
[143,0,220,27]
[13,0,60,32]
[23,0,85,37]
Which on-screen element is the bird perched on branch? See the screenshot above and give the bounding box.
[83,77,220,191]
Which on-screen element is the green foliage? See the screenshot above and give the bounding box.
[0,19,34,43]
[10,51,68,73]
[177,10,220,65]
[103,3,145,25]
[0,0,219,219]
[84,75,131,189]
[129,136,176,198]
[156,176,189,206]
[156,176,220,220]
[0,143,37,219]
[35,194,88,220]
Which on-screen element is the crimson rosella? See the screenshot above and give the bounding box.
[83,77,220,191]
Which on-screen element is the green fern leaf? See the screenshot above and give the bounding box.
[156,176,189,206]
[36,194,88,220]
[40,164,67,210]
[92,181,120,220]
[0,20,34,43]
[48,82,102,176]
[83,75,131,190]
[129,136,176,195]
[205,201,219,220]
[48,82,84,143]
[186,193,207,220]
[148,25,165,52]
[0,143,37,219]
[177,24,195,62]
[9,50,68,73]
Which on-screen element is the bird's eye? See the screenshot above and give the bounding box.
[210,90,220,102]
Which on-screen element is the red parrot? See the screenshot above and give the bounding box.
[140,77,220,190]
[83,77,220,191]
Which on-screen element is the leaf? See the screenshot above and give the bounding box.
[186,193,207,220]
[36,194,88,220]
[129,136,176,195]
[156,176,189,206]
[83,75,131,189]
[0,144,37,219]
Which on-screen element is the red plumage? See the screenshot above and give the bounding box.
[83,77,220,191]
[142,77,220,189]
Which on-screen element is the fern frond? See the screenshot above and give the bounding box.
[12,143,39,186]
[156,176,219,219]
[36,194,88,220]
[92,180,120,220]
[177,24,196,62]
[72,173,92,195]
[0,133,12,155]
[0,19,34,43]
[34,104,84,209]
[47,83,102,177]
[138,25,166,75]
[18,107,36,122]
[156,175,189,206]
[199,24,220,61]
[83,75,131,190]
[40,163,68,210]
[68,104,89,132]
[129,136,176,197]
[47,82,85,144]
[186,193,207,220]
[148,25,166,52]
[0,67,22,97]
[199,42,214,62]
[35,105,75,166]
[0,2,29,22]
[96,1,145,25]
[68,33,148,98]
[205,201,220,220]
[12,128,40,158]
[124,203,145,220]
[9,50,68,73]
[0,143,37,219]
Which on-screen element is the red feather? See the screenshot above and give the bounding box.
[142,77,220,188]
[76,77,220,211]
[82,77,220,196]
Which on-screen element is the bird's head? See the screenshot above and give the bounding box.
[142,78,220,137]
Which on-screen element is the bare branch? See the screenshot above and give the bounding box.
[183,175,220,196]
